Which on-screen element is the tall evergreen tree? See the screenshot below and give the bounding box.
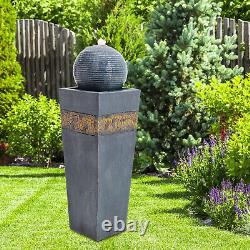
[129,0,242,169]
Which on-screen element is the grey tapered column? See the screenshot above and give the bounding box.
[59,87,140,241]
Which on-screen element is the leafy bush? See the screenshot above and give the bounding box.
[0,0,24,132]
[177,137,227,210]
[196,75,250,133]
[196,75,250,182]
[2,94,62,164]
[98,2,146,62]
[205,180,250,233]
[218,0,250,21]
[226,114,250,182]
[129,0,243,168]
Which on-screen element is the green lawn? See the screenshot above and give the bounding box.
[0,167,249,249]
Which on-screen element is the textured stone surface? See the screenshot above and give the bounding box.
[61,110,138,135]
[59,87,140,241]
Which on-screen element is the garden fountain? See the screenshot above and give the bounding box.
[59,39,140,241]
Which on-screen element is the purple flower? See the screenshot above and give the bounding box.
[233,194,239,203]
[187,156,192,167]
[210,187,222,204]
[191,147,197,157]
[173,160,178,167]
[234,205,242,219]
[235,181,245,192]
[244,184,250,194]
[209,136,216,147]
[221,180,232,190]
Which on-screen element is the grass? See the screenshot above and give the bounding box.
[0,167,249,249]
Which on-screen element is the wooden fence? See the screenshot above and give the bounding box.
[15,17,249,100]
[214,17,250,73]
[15,19,75,99]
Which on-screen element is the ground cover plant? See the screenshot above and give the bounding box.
[1,166,250,249]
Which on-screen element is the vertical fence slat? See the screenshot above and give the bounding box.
[229,19,237,67]
[60,29,66,88]
[54,25,60,99]
[16,21,21,61]
[35,20,41,96]
[65,29,70,87]
[216,17,223,40]
[30,19,36,95]
[69,31,76,86]
[40,21,45,94]
[223,17,230,37]
[49,23,56,99]
[19,20,25,83]
[244,22,250,73]
[44,21,50,97]
[238,20,245,68]
[25,20,31,94]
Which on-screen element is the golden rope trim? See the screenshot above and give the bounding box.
[61,110,138,135]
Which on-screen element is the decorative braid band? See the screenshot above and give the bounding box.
[61,110,138,135]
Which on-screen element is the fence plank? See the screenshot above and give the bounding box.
[40,21,45,94]
[54,24,60,99]
[229,19,237,67]
[244,22,250,73]
[223,18,230,37]
[25,20,31,94]
[216,17,223,40]
[44,21,50,97]
[19,20,25,81]
[238,20,245,68]
[35,20,41,96]
[60,29,67,88]
[65,29,70,87]
[69,31,75,87]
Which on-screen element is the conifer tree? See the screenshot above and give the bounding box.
[129,0,243,168]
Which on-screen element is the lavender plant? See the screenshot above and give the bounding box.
[205,180,250,233]
[176,136,228,210]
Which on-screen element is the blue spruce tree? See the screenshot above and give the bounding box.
[129,0,243,170]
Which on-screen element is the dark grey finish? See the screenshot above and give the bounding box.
[73,45,127,91]
[59,87,140,116]
[59,88,140,241]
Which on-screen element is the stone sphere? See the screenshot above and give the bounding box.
[73,41,127,91]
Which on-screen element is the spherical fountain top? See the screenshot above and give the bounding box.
[73,39,128,91]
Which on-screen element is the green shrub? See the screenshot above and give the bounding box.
[129,0,242,168]
[0,0,24,132]
[196,75,250,181]
[218,0,250,21]
[2,94,62,165]
[226,114,250,182]
[205,180,250,233]
[196,75,250,133]
[98,2,146,63]
[176,137,227,210]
